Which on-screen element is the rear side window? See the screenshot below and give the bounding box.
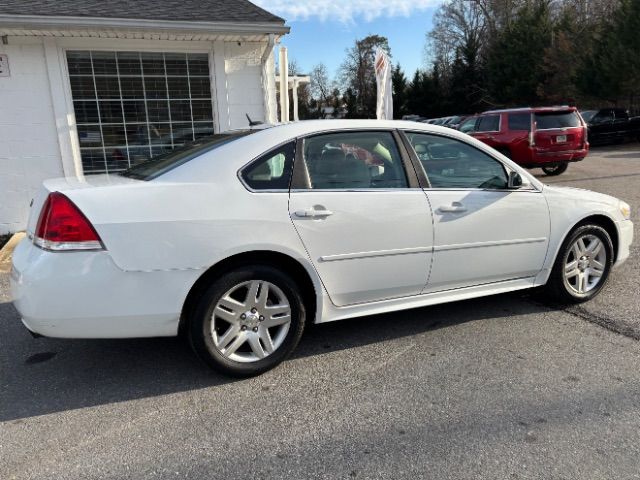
[613,109,629,120]
[477,115,500,132]
[241,142,295,191]
[508,113,531,131]
[535,111,580,129]
[300,131,408,189]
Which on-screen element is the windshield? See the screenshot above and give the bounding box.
[119,131,254,180]
[535,111,581,129]
[580,110,597,122]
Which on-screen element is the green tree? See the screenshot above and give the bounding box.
[578,0,640,108]
[485,1,553,105]
[392,65,409,118]
[406,69,441,118]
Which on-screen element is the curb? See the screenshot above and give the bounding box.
[0,232,26,273]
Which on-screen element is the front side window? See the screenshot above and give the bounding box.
[591,110,614,123]
[477,114,501,132]
[580,110,597,123]
[459,117,478,133]
[241,142,295,190]
[301,131,408,189]
[405,132,508,189]
[67,51,214,174]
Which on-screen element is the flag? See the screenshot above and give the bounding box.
[374,48,393,120]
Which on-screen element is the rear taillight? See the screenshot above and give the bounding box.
[34,192,103,251]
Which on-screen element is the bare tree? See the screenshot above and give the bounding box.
[310,63,331,104]
[339,35,390,118]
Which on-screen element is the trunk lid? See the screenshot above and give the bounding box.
[533,110,586,152]
[26,175,142,236]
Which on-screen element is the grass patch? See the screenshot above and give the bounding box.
[0,234,11,251]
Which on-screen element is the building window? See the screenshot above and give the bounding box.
[67,51,214,174]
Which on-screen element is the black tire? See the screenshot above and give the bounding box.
[188,265,306,377]
[543,224,614,304]
[542,163,568,176]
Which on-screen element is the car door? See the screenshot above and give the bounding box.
[590,109,615,141]
[612,109,629,139]
[470,113,503,149]
[402,131,550,292]
[289,130,434,307]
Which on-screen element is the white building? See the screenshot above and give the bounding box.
[0,0,289,234]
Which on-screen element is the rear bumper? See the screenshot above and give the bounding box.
[526,148,589,166]
[10,238,199,338]
[614,219,634,267]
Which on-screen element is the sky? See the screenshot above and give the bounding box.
[252,0,445,80]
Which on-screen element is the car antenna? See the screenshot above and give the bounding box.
[246,114,263,127]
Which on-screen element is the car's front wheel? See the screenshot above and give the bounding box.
[189,265,306,377]
[543,224,614,304]
[542,163,568,176]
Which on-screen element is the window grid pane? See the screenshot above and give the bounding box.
[67,50,214,174]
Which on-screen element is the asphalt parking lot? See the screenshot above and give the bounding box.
[1,144,639,479]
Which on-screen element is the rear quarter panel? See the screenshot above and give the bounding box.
[64,180,310,274]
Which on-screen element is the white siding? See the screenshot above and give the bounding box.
[224,42,268,130]
[0,36,275,233]
[0,39,63,234]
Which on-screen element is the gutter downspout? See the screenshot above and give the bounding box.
[261,33,276,124]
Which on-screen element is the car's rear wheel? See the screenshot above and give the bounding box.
[542,163,568,176]
[189,265,306,377]
[543,224,613,304]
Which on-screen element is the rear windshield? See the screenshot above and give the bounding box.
[535,111,581,129]
[119,131,254,180]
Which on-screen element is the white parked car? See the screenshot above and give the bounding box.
[11,120,633,376]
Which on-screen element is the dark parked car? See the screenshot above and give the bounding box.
[580,108,640,144]
[464,107,588,176]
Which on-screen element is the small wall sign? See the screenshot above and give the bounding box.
[0,54,9,77]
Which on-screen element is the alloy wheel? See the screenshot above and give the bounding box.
[211,280,292,362]
[563,234,607,295]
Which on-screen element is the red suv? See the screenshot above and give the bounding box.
[459,107,589,175]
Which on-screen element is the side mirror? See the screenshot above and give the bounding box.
[508,170,523,189]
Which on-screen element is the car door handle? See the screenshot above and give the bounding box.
[438,202,467,213]
[294,208,334,218]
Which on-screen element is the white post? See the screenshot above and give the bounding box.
[278,46,289,123]
[292,78,299,121]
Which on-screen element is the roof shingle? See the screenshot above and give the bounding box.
[0,0,285,24]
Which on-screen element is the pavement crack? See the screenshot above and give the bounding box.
[524,296,640,341]
[563,305,640,341]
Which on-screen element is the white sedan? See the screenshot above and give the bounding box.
[11,120,634,376]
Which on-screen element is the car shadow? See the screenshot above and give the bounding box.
[0,290,551,422]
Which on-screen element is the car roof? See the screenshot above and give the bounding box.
[483,106,577,114]
[161,119,544,191]
[241,119,465,138]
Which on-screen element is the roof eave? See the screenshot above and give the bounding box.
[0,14,290,35]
